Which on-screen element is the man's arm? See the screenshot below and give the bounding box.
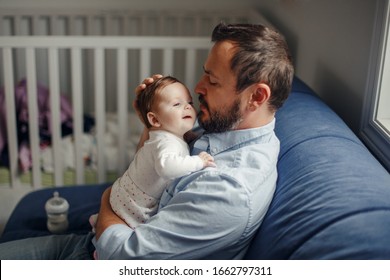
[133,75,162,151]
[136,127,149,151]
[95,187,126,240]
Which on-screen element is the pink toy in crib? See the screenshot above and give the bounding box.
[0,79,73,172]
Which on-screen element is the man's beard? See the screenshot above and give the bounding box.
[198,98,243,133]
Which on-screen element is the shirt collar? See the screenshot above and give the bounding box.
[193,118,276,156]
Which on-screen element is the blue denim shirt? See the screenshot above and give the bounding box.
[93,119,279,259]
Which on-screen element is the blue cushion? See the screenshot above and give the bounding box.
[244,78,390,259]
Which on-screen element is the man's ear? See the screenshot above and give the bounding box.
[249,83,271,109]
[147,112,161,128]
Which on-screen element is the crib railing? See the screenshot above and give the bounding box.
[0,9,272,102]
[0,36,210,189]
[0,9,268,36]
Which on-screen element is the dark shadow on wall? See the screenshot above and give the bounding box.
[313,61,362,134]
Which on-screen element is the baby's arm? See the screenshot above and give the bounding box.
[156,152,216,180]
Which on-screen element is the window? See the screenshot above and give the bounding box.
[360,0,390,171]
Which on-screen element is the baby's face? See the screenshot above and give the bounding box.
[152,82,197,138]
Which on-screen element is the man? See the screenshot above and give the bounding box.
[0,23,293,259]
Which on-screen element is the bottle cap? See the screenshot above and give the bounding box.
[45,191,69,214]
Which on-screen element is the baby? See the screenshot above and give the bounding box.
[90,76,215,240]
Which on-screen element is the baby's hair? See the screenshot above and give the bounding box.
[136,76,185,128]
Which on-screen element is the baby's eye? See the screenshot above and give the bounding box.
[173,103,180,107]
[188,101,194,105]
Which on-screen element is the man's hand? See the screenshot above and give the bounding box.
[133,74,163,150]
[95,187,126,240]
[133,74,163,119]
[134,74,163,95]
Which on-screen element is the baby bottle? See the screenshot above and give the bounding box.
[45,191,69,234]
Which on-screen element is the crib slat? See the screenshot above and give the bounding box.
[194,16,202,36]
[117,48,128,175]
[48,48,64,186]
[26,47,42,188]
[2,48,19,188]
[50,16,58,35]
[31,15,40,35]
[123,15,130,35]
[14,15,22,35]
[94,48,106,183]
[71,47,85,185]
[185,49,196,94]
[163,49,174,75]
[87,15,94,35]
[140,48,151,80]
[67,16,75,35]
[140,15,147,35]
[104,14,110,35]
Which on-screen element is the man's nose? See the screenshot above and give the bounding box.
[195,78,206,96]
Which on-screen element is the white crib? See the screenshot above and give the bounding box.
[1,35,212,188]
[0,8,271,191]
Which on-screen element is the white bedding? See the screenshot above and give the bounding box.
[40,113,143,173]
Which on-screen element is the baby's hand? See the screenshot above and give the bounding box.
[198,151,217,168]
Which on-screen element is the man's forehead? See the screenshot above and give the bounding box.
[205,42,236,80]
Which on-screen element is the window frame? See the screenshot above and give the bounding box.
[360,0,390,172]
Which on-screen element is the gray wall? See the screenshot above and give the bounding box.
[256,0,378,134]
[0,0,379,134]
